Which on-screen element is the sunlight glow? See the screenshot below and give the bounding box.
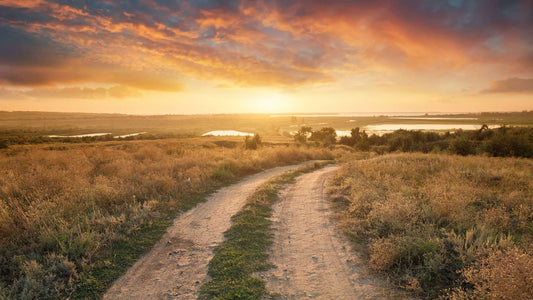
[250,92,288,113]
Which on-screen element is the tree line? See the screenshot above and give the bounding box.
[294,125,533,158]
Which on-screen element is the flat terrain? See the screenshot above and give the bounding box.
[105,161,319,299]
[262,165,398,299]
[2,111,531,140]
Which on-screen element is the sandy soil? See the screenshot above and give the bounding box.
[262,165,403,299]
[104,161,319,300]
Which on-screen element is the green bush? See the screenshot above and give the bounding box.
[448,136,476,156]
[211,166,235,180]
[337,126,533,158]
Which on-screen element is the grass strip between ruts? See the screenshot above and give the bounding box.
[198,161,333,299]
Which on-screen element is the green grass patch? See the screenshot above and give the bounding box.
[199,161,332,300]
[69,192,215,299]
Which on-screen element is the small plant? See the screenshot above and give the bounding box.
[211,165,234,180]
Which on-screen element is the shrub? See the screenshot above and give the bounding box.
[450,248,533,299]
[293,126,312,144]
[211,165,235,181]
[310,127,337,146]
[244,134,262,150]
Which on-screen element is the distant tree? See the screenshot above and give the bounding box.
[0,139,8,149]
[294,126,312,143]
[310,127,337,146]
[339,135,354,147]
[244,134,262,149]
[481,127,533,158]
[339,127,370,149]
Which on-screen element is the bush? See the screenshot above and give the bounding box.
[293,126,312,144]
[244,134,262,150]
[451,248,533,299]
[211,166,235,180]
[310,127,336,146]
[449,136,476,156]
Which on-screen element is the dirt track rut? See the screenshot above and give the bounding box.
[262,165,396,299]
[104,161,318,300]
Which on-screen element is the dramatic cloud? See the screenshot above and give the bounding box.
[481,78,533,94]
[0,0,532,99]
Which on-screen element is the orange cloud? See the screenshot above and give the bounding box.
[0,0,44,9]
[481,78,533,94]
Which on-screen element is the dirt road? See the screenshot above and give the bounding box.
[104,161,319,300]
[262,165,397,299]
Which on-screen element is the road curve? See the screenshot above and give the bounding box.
[104,161,320,300]
[262,165,398,299]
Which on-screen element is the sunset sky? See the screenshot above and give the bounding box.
[0,0,531,114]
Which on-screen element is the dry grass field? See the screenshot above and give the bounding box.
[1,111,531,299]
[0,139,335,299]
[329,153,533,299]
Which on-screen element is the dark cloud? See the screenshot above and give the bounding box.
[0,26,72,67]
[481,78,533,94]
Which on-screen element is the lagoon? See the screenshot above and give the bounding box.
[365,124,497,131]
[114,132,147,138]
[48,133,111,138]
[202,130,254,137]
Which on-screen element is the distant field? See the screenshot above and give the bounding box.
[1,111,532,140]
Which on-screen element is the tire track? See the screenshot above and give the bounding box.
[262,165,401,299]
[104,161,320,300]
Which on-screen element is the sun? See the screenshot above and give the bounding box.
[251,92,288,113]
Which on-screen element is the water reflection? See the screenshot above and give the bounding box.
[202,130,254,136]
